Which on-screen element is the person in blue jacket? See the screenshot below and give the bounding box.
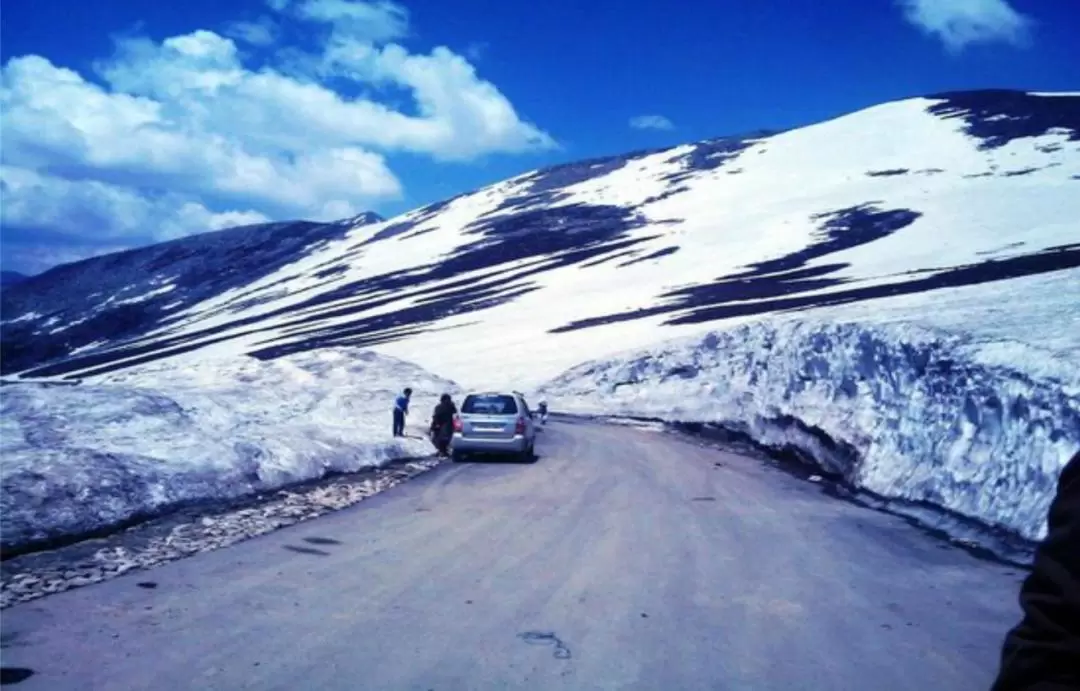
[392,387,412,437]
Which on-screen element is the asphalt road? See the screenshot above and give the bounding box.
[2,418,1025,690]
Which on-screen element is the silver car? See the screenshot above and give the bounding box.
[451,391,537,462]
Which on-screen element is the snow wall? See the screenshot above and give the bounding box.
[539,319,1080,546]
[0,349,460,555]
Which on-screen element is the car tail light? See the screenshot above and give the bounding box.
[514,416,526,435]
[453,416,463,433]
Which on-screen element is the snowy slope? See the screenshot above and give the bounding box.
[1,213,382,373]
[2,90,1077,389]
[0,349,458,553]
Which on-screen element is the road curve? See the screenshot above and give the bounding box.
[2,418,1025,690]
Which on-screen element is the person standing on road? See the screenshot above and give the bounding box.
[992,450,1080,690]
[429,393,457,457]
[393,387,412,437]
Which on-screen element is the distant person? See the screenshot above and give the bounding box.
[992,450,1080,690]
[537,398,549,425]
[429,393,457,458]
[392,387,412,437]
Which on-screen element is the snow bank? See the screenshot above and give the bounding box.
[539,320,1080,544]
[0,349,460,554]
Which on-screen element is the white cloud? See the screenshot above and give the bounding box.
[0,166,271,243]
[225,17,280,46]
[1,164,273,272]
[897,0,1032,51]
[0,3,553,271]
[294,0,408,43]
[318,43,556,158]
[3,52,402,214]
[629,115,675,131]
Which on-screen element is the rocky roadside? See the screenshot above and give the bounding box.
[0,457,441,609]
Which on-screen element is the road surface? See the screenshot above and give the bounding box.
[2,418,1025,690]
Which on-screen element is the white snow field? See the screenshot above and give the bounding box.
[2,90,1078,554]
[538,268,1080,545]
[0,349,459,553]
[7,92,1077,391]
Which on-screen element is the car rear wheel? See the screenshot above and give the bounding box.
[451,450,467,462]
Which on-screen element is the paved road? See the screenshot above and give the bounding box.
[3,418,1025,690]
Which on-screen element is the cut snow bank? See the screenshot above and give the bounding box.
[0,349,459,554]
[539,320,1080,546]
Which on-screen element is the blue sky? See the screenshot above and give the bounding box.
[2,0,1078,274]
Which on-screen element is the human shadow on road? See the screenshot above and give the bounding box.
[303,536,342,546]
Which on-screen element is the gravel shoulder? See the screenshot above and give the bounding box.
[1,455,442,608]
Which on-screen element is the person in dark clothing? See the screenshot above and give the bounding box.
[392,387,412,437]
[992,450,1080,691]
[429,393,457,457]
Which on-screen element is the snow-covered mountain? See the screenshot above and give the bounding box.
[4,89,1077,389]
[2,89,1079,555]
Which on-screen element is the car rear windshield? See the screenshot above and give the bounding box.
[461,394,519,415]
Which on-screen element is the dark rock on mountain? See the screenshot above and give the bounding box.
[926,89,1080,149]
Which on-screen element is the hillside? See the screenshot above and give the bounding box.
[2,89,1076,388]
[1,270,29,288]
